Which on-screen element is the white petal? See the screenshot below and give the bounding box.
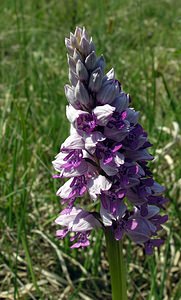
[84,132,106,154]
[87,175,111,200]
[61,133,85,149]
[56,178,73,198]
[93,104,115,126]
[66,105,78,123]
[66,105,89,124]
[52,152,66,171]
[69,124,77,135]
[72,211,101,231]
[55,207,81,226]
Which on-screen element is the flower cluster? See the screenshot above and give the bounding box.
[52,27,168,254]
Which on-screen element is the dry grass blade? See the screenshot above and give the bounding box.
[39,269,66,286]
[78,291,94,300]
[0,264,39,300]
[0,280,47,300]
[60,250,88,276]
[33,229,73,287]
[58,285,72,300]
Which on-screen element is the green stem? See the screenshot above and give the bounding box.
[105,228,127,300]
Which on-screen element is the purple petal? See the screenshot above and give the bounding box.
[56,229,69,239]
[71,240,90,248]
[114,228,124,240]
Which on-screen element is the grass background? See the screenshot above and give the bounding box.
[0,0,181,299]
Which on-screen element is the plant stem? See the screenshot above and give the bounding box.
[105,228,127,300]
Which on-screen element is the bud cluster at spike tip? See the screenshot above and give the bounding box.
[52,27,168,254]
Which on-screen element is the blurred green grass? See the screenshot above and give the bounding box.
[0,0,181,299]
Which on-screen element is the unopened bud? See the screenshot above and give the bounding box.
[88,67,103,92]
[76,60,89,81]
[85,51,97,70]
[75,81,90,107]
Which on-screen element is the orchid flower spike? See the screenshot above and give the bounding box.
[52,27,168,254]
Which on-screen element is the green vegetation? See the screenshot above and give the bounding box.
[0,0,180,299]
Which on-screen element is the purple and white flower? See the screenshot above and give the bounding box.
[52,27,168,253]
[55,207,102,248]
